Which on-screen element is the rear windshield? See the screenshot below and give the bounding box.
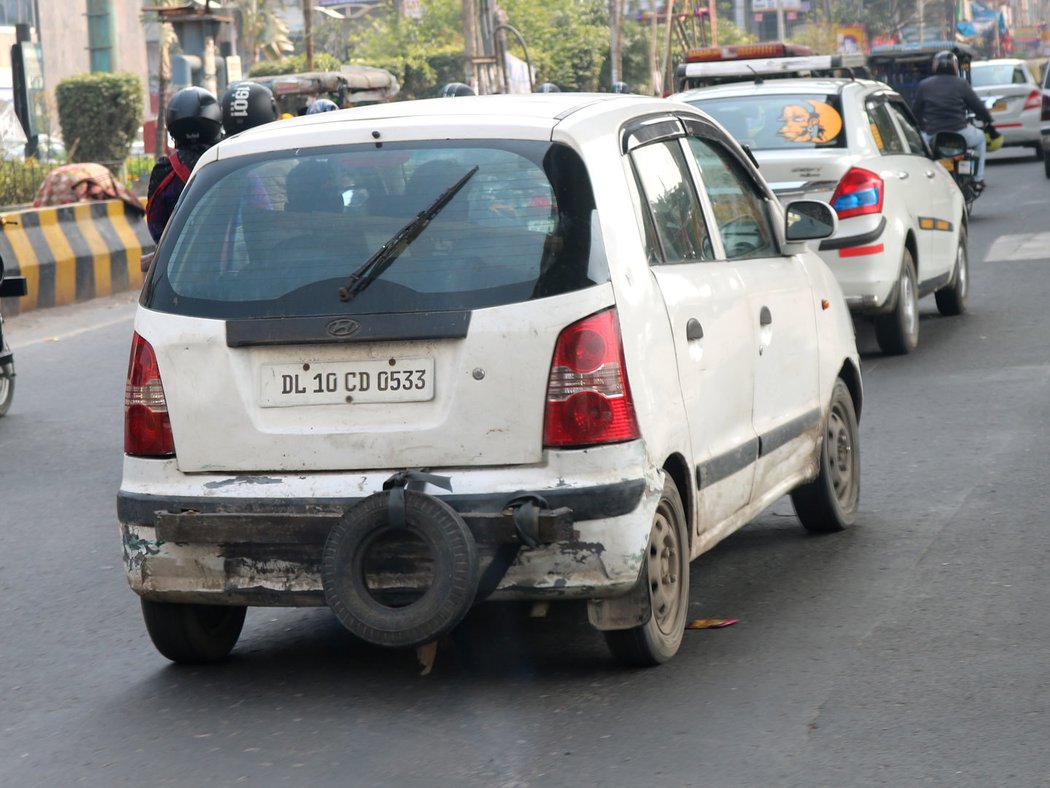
[970,64,1025,87]
[686,93,847,151]
[143,140,602,319]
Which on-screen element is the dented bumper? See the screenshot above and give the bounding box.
[118,452,662,606]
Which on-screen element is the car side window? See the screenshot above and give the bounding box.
[631,140,714,264]
[866,101,905,154]
[888,102,927,156]
[1013,67,1029,85]
[684,136,777,261]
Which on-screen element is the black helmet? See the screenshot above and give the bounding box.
[438,82,475,97]
[165,86,222,146]
[932,50,959,76]
[536,82,561,93]
[611,81,631,94]
[221,81,277,135]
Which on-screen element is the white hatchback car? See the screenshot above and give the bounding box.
[674,78,969,355]
[970,58,1043,157]
[120,94,861,667]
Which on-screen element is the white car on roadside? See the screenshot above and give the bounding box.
[674,77,969,355]
[120,94,861,667]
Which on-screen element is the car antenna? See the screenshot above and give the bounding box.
[747,65,763,85]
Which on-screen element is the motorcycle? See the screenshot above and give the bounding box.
[932,122,988,218]
[0,253,28,416]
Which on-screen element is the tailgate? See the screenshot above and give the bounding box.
[974,85,1035,123]
[752,149,854,202]
[143,286,615,473]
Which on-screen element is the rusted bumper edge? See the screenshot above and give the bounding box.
[117,480,651,606]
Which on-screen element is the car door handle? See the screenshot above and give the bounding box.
[897,171,909,180]
[759,306,772,326]
[686,318,704,340]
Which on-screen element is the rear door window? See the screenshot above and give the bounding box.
[867,101,905,154]
[146,141,602,318]
[631,141,713,263]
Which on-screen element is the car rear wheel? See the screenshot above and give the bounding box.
[0,359,14,417]
[935,227,969,316]
[791,378,860,533]
[604,477,689,667]
[140,600,246,664]
[1034,144,1045,161]
[875,250,919,355]
[1043,154,1050,179]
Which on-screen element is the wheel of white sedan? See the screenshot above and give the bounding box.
[604,476,689,667]
[935,226,969,317]
[791,378,860,533]
[875,249,919,355]
[0,359,14,417]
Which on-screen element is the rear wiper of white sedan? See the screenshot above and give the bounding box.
[338,165,479,303]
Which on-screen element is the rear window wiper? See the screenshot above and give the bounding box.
[339,165,479,303]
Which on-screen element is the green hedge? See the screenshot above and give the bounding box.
[0,160,49,207]
[55,72,143,170]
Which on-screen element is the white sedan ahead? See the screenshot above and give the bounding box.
[673,77,969,355]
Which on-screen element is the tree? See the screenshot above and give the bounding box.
[233,0,294,69]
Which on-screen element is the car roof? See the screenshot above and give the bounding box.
[671,78,887,103]
[972,59,1026,67]
[213,93,683,157]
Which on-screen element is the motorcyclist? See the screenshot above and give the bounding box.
[912,50,999,191]
[306,98,339,114]
[146,86,222,242]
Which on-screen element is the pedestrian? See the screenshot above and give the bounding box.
[146,86,222,242]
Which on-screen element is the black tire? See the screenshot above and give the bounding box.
[322,490,479,649]
[791,378,860,533]
[935,226,969,316]
[604,477,689,667]
[0,359,14,417]
[1043,153,1050,179]
[140,600,246,664]
[875,250,919,355]
[1034,144,1045,162]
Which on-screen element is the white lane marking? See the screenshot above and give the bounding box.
[9,314,133,349]
[984,232,1050,262]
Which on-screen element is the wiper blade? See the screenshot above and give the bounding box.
[339,165,479,303]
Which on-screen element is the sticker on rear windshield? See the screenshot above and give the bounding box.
[777,101,842,144]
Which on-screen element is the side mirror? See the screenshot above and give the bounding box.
[140,250,155,274]
[931,130,967,159]
[784,200,837,243]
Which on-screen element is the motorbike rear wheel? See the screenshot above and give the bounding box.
[0,359,14,418]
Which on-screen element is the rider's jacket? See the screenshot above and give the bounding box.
[912,74,994,134]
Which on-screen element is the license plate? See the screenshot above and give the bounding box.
[260,358,434,407]
[957,159,972,174]
[992,99,1008,112]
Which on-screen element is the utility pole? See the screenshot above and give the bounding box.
[303,0,314,71]
[776,0,786,40]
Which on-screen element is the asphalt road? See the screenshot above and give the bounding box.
[2,150,1049,787]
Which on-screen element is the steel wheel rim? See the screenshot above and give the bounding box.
[647,505,682,636]
[827,401,857,509]
[0,363,11,407]
[956,243,969,300]
[901,268,918,339]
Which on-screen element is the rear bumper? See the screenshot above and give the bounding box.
[816,217,898,315]
[118,448,660,605]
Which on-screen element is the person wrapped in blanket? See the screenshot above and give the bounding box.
[146,87,222,242]
[32,162,144,213]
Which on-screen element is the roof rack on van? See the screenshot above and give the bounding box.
[674,44,870,91]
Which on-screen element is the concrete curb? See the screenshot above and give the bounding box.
[0,200,154,317]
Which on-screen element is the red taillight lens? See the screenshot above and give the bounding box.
[1024,89,1042,111]
[124,332,174,457]
[830,167,884,220]
[543,309,640,448]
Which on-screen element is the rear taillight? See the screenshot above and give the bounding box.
[1024,89,1042,111]
[124,332,174,457]
[830,167,884,220]
[543,309,640,448]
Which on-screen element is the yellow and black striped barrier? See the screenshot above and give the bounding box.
[0,199,154,316]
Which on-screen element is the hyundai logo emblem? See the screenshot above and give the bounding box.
[326,318,361,337]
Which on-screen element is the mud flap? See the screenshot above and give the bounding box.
[586,567,653,631]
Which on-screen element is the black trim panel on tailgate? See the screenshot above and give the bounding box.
[226,310,472,347]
